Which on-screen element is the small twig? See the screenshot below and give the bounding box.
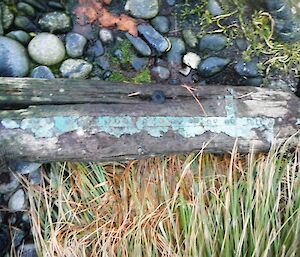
[127,92,140,97]
[181,84,207,116]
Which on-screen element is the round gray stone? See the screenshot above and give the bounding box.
[151,66,170,81]
[125,0,159,19]
[60,59,93,79]
[65,32,87,58]
[99,28,114,44]
[28,33,65,65]
[0,36,29,77]
[198,56,231,77]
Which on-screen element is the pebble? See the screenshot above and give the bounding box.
[12,161,41,175]
[11,227,26,248]
[18,243,38,257]
[66,32,87,58]
[179,66,191,76]
[14,16,36,32]
[125,32,151,56]
[207,0,224,16]
[28,33,65,66]
[22,0,47,11]
[182,29,198,48]
[125,0,159,19]
[17,2,36,17]
[86,40,104,60]
[0,172,19,194]
[183,52,201,69]
[28,168,42,185]
[102,70,112,80]
[0,36,29,77]
[31,65,55,79]
[234,58,259,77]
[235,38,248,51]
[243,76,263,87]
[137,23,170,53]
[96,55,110,70]
[199,34,227,52]
[167,37,186,66]
[60,59,93,79]
[198,56,231,77]
[99,28,114,44]
[8,189,26,211]
[1,3,14,30]
[131,56,148,71]
[38,11,71,33]
[6,30,31,45]
[151,16,170,33]
[151,66,170,81]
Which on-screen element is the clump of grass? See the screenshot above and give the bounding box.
[132,69,151,84]
[24,144,300,257]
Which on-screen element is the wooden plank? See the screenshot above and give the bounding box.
[0,78,299,162]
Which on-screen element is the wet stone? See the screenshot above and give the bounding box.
[86,40,104,61]
[207,0,224,16]
[28,33,65,66]
[6,30,31,45]
[96,55,110,70]
[66,32,87,58]
[60,59,93,79]
[182,29,198,48]
[167,37,186,66]
[199,34,227,52]
[131,56,148,71]
[17,2,36,17]
[31,65,55,79]
[198,56,231,77]
[125,0,159,19]
[151,16,170,33]
[22,0,47,11]
[14,16,36,32]
[151,66,170,81]
[234,58,260,77]
[8,189,26,211]
[126,32,151,56]
[38,12,71,33]
[11,227,26,248]
[0,36,29,77]
[137,23,170,53]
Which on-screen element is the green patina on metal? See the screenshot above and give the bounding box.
[0,90,277,141]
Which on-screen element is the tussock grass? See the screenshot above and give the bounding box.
[25,146,300,257]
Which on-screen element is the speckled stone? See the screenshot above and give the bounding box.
[38,11,71,33]
[199,34,227,52]
[60,59,93,79]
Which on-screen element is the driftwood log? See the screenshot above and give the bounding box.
[0,77,299,162]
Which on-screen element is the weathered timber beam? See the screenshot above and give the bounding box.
[0,78,299,162]
[0,77,292,106]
